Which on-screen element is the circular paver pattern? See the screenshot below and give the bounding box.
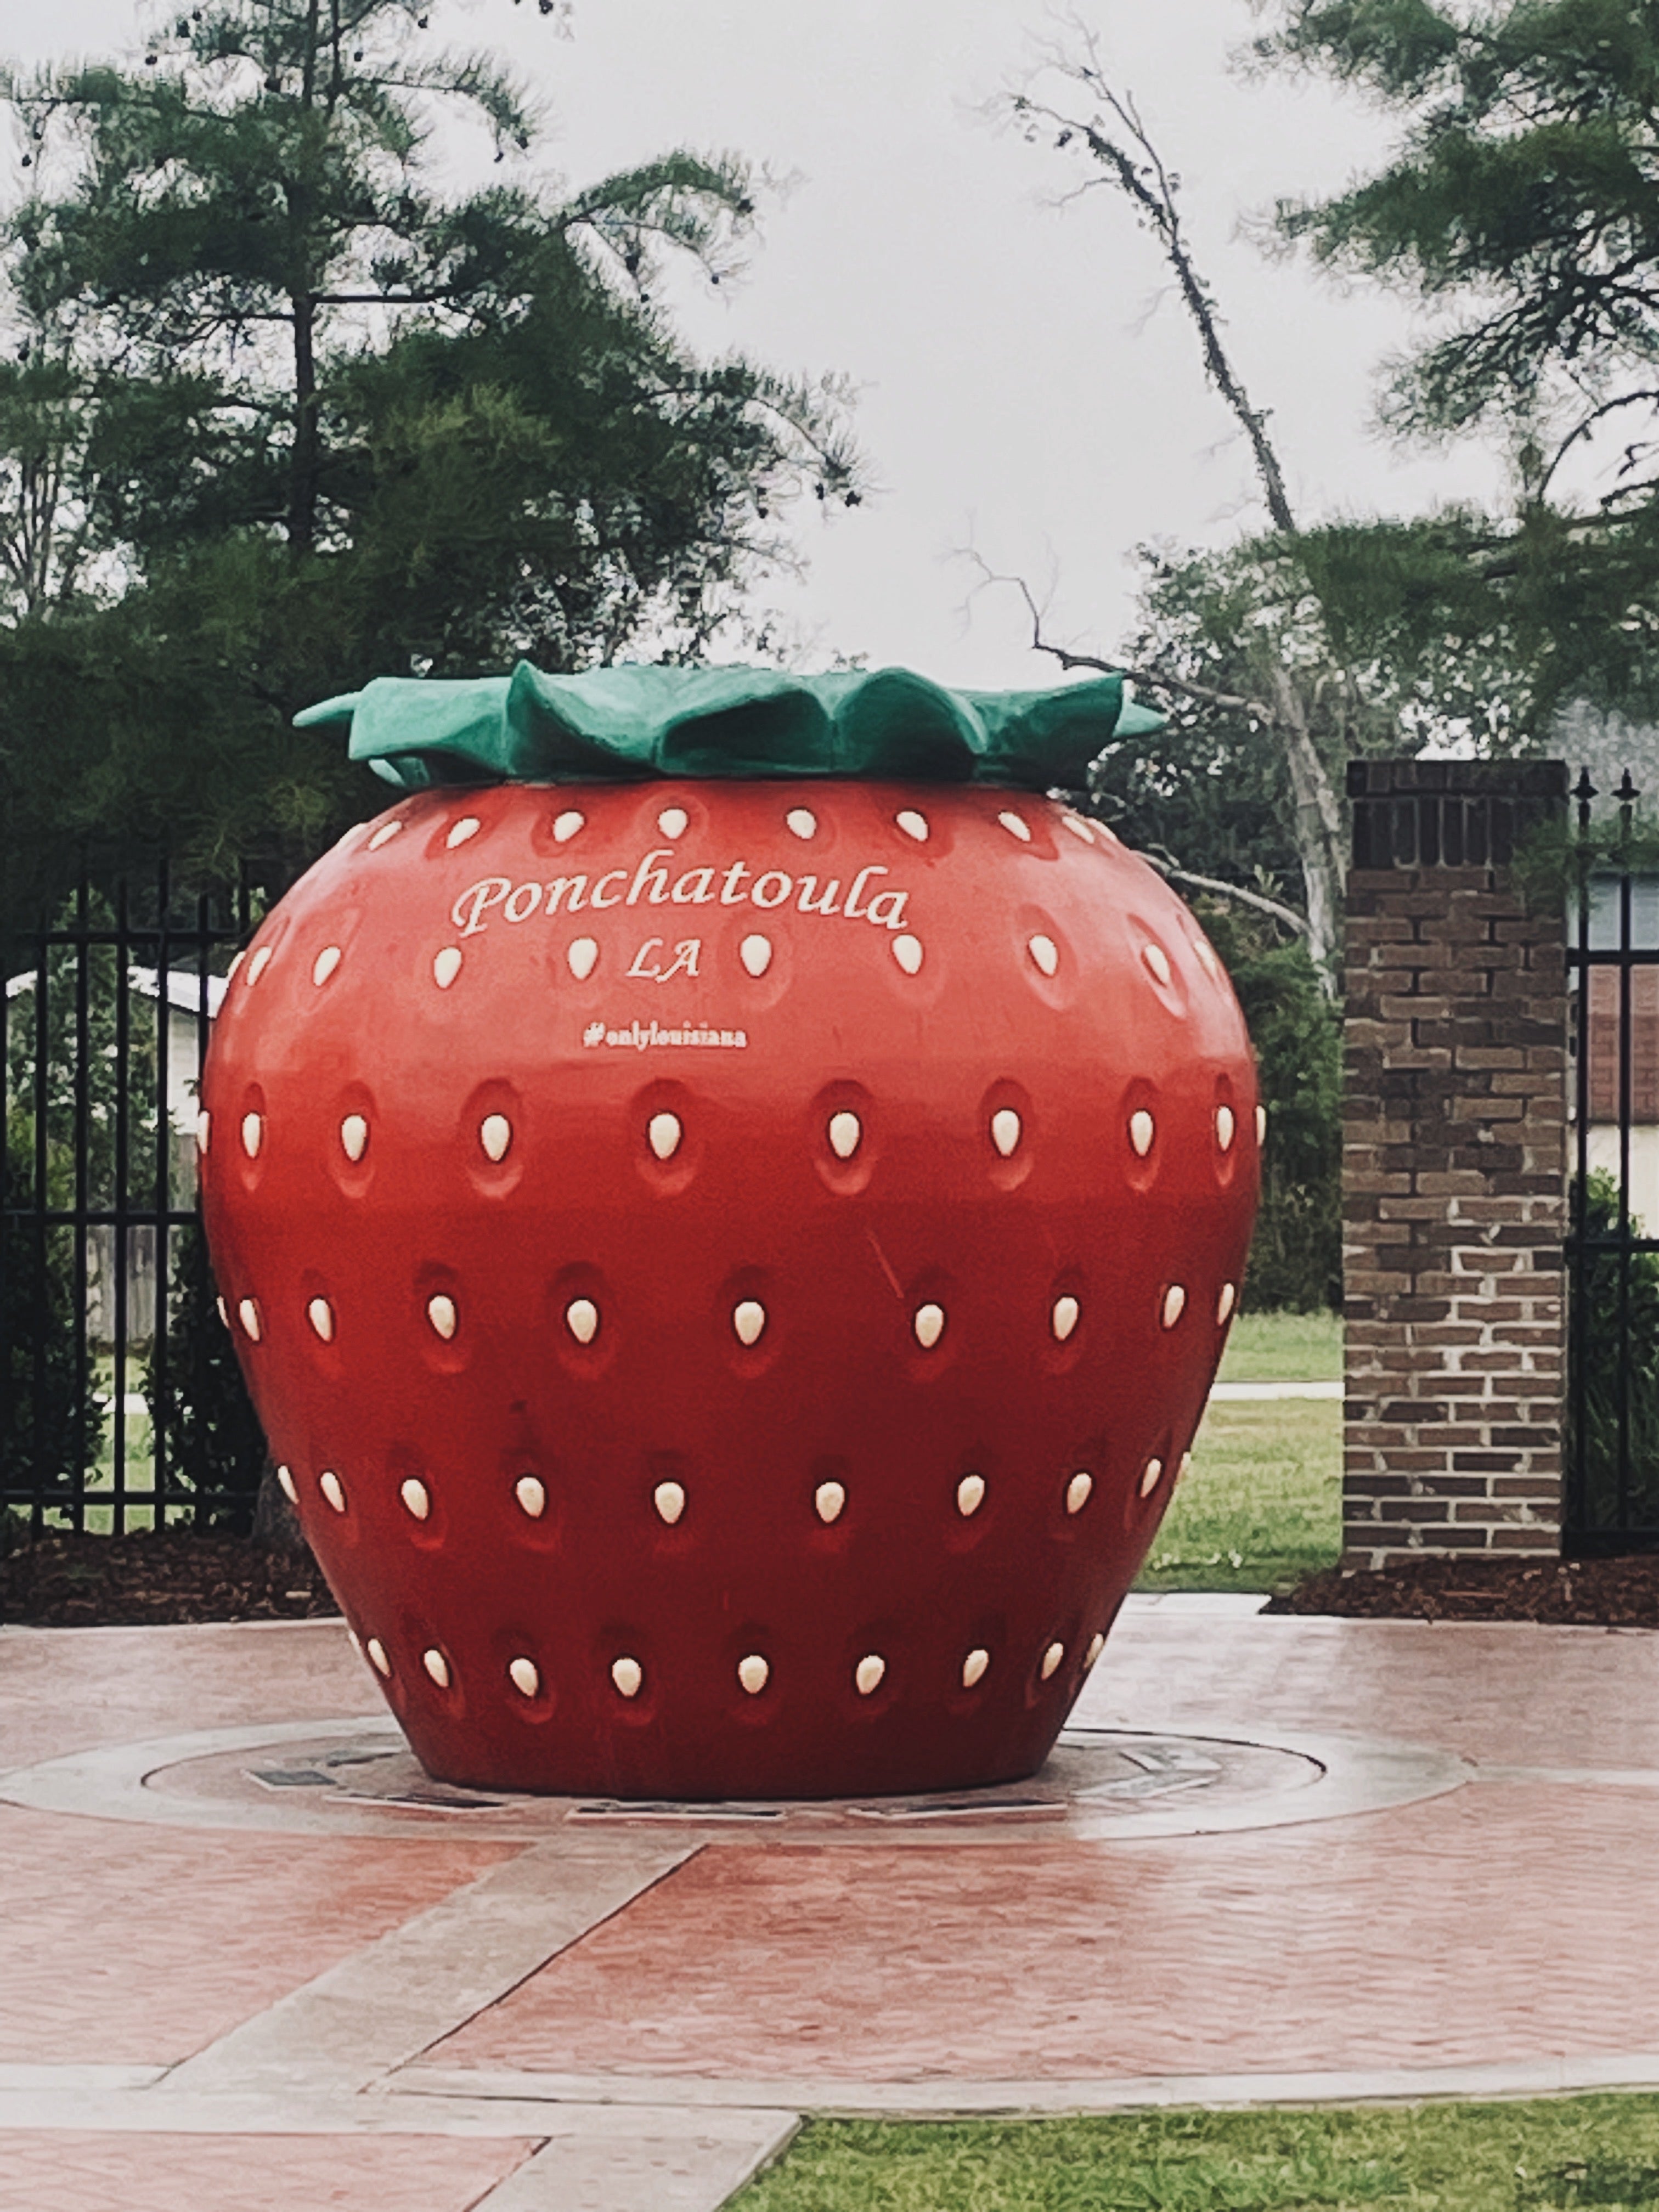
[0,1717,1470,1844]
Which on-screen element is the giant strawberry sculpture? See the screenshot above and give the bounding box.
[200,665,1259,1798]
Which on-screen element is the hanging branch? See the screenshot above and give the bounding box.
[962,554,1277,720]
[973,25,1350,994]
[1012,16,1295,535]
[963,557,1309,939]
[1139,853,1311,938]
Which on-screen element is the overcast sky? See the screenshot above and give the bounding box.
[7,0,1513,690]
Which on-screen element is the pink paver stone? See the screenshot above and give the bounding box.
[430,1785,1659,2082]
[0,1621,363,1771]
[0,1805,515,2064]
[0,2133,533,2212]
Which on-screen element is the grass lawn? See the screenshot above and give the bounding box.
[80,1426,159,1535]
[50,1355,160,1536]
[1136,1395,1341,1594]
[735,2098,1659,2211]
[1126,1307,1343,1594]
[1217,1308,1341,1383]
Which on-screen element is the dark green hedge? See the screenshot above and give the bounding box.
[1197,904,1342,1314]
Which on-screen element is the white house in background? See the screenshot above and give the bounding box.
[4,966,227,1344]
[5,964,225,1136]
[126,966,228,1134]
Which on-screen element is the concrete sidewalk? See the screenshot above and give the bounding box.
[3,1598,1657,2209]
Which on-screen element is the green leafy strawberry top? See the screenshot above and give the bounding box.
[295,663,1164,794]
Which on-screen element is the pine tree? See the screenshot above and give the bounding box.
[0,0,861,875]
[1261,0,1659,449]
[1253,0,1659,721]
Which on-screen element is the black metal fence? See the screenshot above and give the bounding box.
[1566,770,1659,1553]
[2,850,296,1536]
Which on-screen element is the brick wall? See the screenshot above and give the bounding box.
[1343,760,1570,1565]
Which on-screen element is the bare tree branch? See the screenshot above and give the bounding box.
[1138,851,1310,937]
[985,24,1353,994]
[1013,15,1296,534]
[958,554,1312,939]
[961,543,1341,995]
[959,550,1278,719]
[1538,386,1659,499]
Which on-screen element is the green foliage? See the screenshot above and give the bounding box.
[1088,550,1307,893]
[1513,805,1659,914]
[1294,512,1542,748]
[145,1218,267,1531]
[1045,2,1659,794]
[1571,1167,1659,1533]
[0,0,862,872]
[1017,6,1659,962]
[1290,488,1659,741]
[3,895,250,1521]
[1073,578,1344,1312]
[1249,0,1659,729]
[1519,2157,1659,2208]
[0,548,388,930]
[1087,522,1576,983]
[0,349,105,619]
[1068,536,1380,987]
[1195,902,1342,1313]
[3,902,178,1512]
[1259,0,1659,440]
[1112,505,1621,823]
[3,895,169,1210]
[3,1120,103,1505]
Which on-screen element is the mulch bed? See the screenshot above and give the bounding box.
[0,1527,340,1627]
[1266,1551,1659,1627]
[2,1531,1657,1630]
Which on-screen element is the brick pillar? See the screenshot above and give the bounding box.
[1343,760,1569,1565]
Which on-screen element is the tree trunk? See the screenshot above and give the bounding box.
[289,292,319,553]
[1270,665,1346,997]
[1017,48,1352,996]
[288,0,323,553]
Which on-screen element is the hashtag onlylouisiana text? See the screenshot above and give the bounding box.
[583,1018,749,1051]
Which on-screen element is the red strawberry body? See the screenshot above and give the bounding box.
[200,777,1258,1799]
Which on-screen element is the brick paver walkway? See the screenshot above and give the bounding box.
[0,2132,533,2212]
[429,1782,1659,2083]
[3,1607,1656,2209]
[1,1804,513,2063]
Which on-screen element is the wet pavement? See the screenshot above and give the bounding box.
[3,1599,1657,2208]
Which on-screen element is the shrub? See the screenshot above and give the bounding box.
[145,1217,269,1532]
[1570,1167,1659,1534]
[1195,904,1342,1313]
[2,1119,105,1507]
